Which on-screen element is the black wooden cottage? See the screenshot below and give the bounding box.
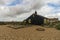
[23,11,47,25]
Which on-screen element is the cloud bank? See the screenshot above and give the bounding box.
[0,0,44,21]
[0,0,60,21]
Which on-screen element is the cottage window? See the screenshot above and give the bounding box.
[48,19,50,23]
[28,19,31,23]
[44,19,47,24]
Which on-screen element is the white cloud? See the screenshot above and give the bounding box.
[37,5,53,17]
[0,0,60,21]
[37,2,60,20]
[0,0,44,21]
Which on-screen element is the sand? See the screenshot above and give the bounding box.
[0,25,60,40]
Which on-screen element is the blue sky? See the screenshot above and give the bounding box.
[48,2,60,14]
[7,0,23,6]
[48,3,60,8]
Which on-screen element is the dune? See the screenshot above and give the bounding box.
[0,25,60,40]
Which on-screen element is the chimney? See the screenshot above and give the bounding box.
[35,11,37,15]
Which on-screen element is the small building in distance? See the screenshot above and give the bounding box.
[48,18,58,24]
[23,11,48,25]
[23,11,59,25]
